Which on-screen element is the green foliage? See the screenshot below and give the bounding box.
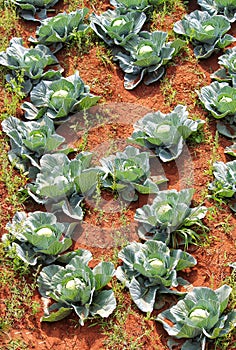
[156,285,236,350]
[129,105,205,162]
[174,10,236,58]
[90,9,146,47]
[27,152,101,220]
[29,9,90,52]
[0,37,62,94]
[208,160,236,211]
[2,211,82,265]
[37,255,116,324]
[11,0,60,21]
[116,240,196,312]
[21,71,100,120]
[211,47,236,86]
[99,145,167,201]
[198,0,236,22]
[1,116,75,173]
[135,188,208,248]
[115,30,184,89]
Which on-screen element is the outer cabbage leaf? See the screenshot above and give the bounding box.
[37,256,116,324]
[1,116,74,174]
[110,0,159,11]
[173,10,236,58]
[198,0,236,22]
[90,9,146,47]
[1,211,85,266]
[135,188,208,247]
[217,116,236,157]
[99,145,167,201]
[12,0,59,21]
[197,81,236,119]
[208,160,236,211]
[116,240,196,312]
[224,142,236,157]
[21,71,100,121]
[211,47,236,86]
[115,30,184,89]
[29,9,90,52]
[0,37,62,94]
[156,285,236,350]
[129,105,205,161]
[28,152,101,219]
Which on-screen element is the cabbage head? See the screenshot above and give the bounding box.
[28,152,101,220]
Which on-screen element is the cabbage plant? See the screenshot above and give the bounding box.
[115,30,183,89]
[29,9,90,52]
[208,160,236,211]
[2,211,84,266]
[28,152,100,220]
[156,285,236,350]
[135,188,208,247]
[1,116,73,174]
[90,9,146,47]
[211,47,236,86]
[99,146,167,201]
[12,0,59,21]
[37,255,116,324]
[129,105,204,162]
[198,0,236,22]
[116,240,196,312]
[0,37,62,94]
[21,71,100,121]
[173,10,236,58]
[198,81,236,119]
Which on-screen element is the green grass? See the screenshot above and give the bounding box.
[0,1,20,51]
[0,244,39,334]
[0,131,28,228]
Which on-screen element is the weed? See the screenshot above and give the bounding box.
[0,132,28,228]
[2,338,28,350]
[160,76,177,106]
[67,28,94,56]
[204,131,221,176]
[0,244,38,333]
[96,45,113,67]
[100,279,153,350]
[0,70,25,120]
[0,1,20,51]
